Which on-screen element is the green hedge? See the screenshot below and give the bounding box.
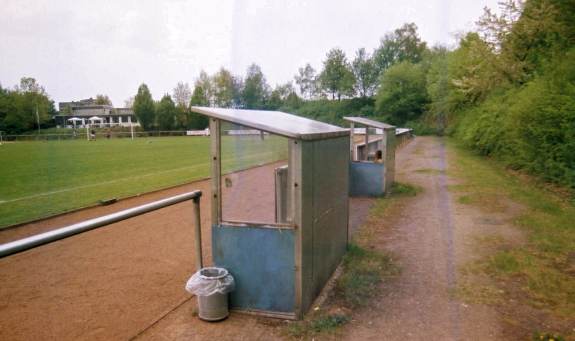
[455,51,575,188]
[282,97,375,126]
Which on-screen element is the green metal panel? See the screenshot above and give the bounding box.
[383,128,396,192]
[298,140,315,314]
[298,137,349,314]
[311,137,349,296]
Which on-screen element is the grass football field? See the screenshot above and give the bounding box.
[0,136,287,228]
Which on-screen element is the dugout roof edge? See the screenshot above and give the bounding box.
[343,116,395,130]
[191,106,349,140]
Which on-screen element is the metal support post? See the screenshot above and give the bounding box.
[193,195,203,271]
[349,123,355,161]
[364,125,369,160]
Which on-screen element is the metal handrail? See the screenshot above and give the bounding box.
[0,191,203,269]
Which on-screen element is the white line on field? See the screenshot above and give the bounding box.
[0,163,209,205]
[0,151,279,205]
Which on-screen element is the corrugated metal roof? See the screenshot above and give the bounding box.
[343,116,395,129]
[191,107,349,140]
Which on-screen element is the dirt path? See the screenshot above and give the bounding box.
[342,136,509,340]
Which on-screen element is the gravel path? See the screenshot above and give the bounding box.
[342,136,503,340]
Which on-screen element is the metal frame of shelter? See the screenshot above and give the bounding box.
[343,116,396,196]
[192,107,350,319]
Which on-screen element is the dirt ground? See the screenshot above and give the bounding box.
[0,160,372,341]
[340,136,514,340]
[138,136,522,341]
[1,136,533,340]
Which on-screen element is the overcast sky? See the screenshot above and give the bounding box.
[0,0,500,107]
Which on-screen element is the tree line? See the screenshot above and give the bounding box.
[0,21,429,133]
[131,21,428,130]
[133,0,572,189]
[2,0,572,189]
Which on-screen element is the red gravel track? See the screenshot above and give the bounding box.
[0,161,372,340]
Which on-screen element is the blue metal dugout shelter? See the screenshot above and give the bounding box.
[191,107,350,319]
[344,117,396,196]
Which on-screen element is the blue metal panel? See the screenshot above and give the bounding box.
[349,162,385,197]
[212,225,295,313]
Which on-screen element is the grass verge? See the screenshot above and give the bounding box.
[447,139,575,337]
[283,183,416,339]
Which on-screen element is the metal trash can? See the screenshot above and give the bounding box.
[185,267,235,321]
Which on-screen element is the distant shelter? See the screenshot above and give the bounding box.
[54,98,139,128]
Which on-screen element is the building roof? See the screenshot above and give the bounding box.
[191,107,349,140]
[343,117,395,130]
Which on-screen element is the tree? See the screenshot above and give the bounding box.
[124,96,135,108]
[267,82,297,110]
[174,105,189,129]
[18,77,45,94]
[476,0,574,85]
[188,76,210,129]
[284,91,302,109]
[375,61,428,124]
[196,70,213,106]
[156,94,177,130]
[172,82,192,108]
[191,83,210,107]
[0,85,7,130]
[319,48,355,100]
[294,64,317,99]
[242,63,269,109]
[133,83,155,130]
[0,77,54,133]
[373,23,427,75]
[449,32,503,105]
[94,94,112,106]
[212,68,236,107]
[352,48,378,97]
[425,47,452,132]
[231,76,244,108]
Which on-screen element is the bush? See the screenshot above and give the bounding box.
[454,49,575,189]
[285,97,375,126]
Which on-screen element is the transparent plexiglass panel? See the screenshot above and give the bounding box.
[354,126,384,162]
[220,122,289,224]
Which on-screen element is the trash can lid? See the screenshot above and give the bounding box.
[199,267,229,280]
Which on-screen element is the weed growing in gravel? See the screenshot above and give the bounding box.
[533,332,565,341]
[390,182,421,197]
[336,243,400,308]
[286,314,350,338]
